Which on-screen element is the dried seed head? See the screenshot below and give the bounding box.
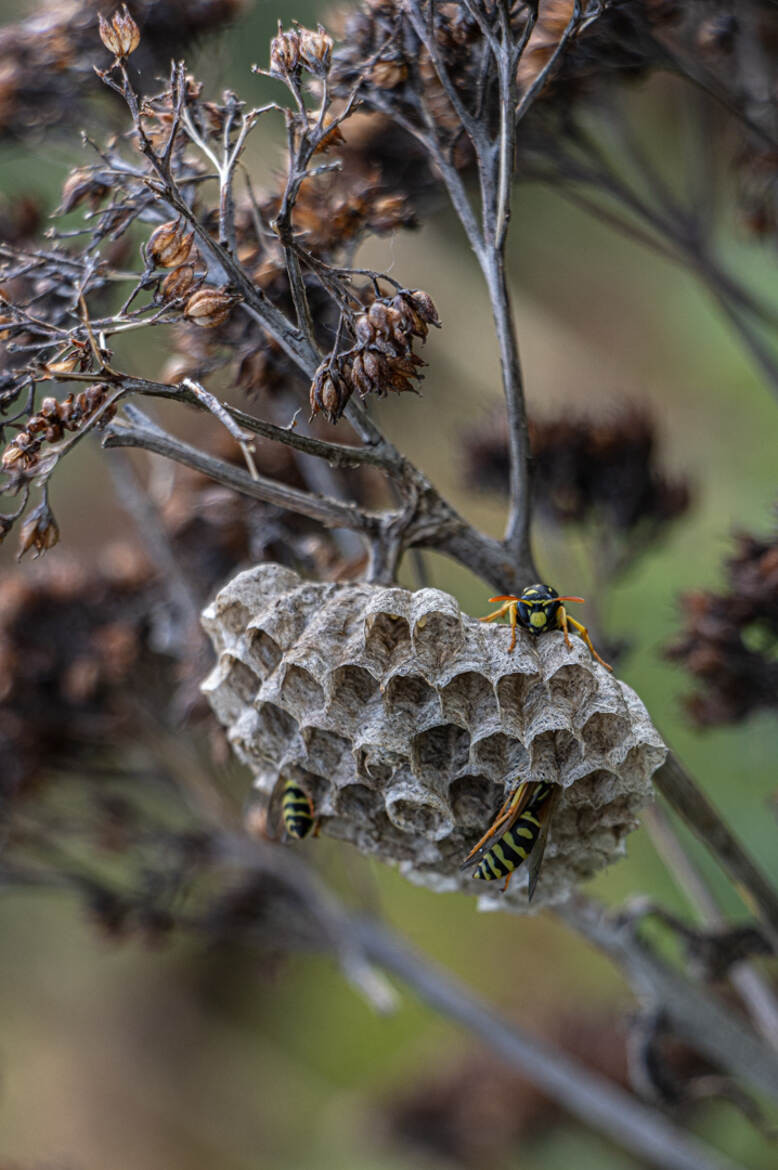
[148,220,195,268]
[368,195,415,234]
[370,57,407,89]
[185,287,238,328]
[202,567,666,911]
[406,289,440,327]
[270,24,301,79]
[60,169,108,214]
[17,502,60,560]
[160,264,197,302]
[299,25,333,76]
[98,5,140,60]
[309,360,352,423]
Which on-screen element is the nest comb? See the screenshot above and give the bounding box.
[201,565,666,910]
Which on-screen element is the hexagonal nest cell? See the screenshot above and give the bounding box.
[202,565,666,911]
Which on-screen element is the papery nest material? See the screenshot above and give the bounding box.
[202,565,666,910]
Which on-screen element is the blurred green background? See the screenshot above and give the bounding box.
[1,2,777,1169]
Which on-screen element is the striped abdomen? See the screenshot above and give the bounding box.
[282,780,315,839]
[473,784,550,882]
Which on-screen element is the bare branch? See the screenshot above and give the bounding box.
[102,410,377,536]
[357,917,747,1170]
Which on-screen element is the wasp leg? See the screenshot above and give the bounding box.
[460,784,525,867]
[502,870,514,893]
[313,818,322,839]
[479,599,519,652]
[565,615,613,672]
[479,600,515,624]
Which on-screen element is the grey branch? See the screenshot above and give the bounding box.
[102,413,377,536]
[559,893,778,1101]
[357,916,746,1170]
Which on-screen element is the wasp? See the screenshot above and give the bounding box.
[265,775,320,841]
[480,583,612,671]
[460,779,560,900]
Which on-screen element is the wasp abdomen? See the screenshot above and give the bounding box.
[282,780,315,839]
[474,809,542,880]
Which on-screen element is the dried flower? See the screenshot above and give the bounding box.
[98,5,141,61]
[309,361,352,423]
[2,385,116,477]
[160,264,197,302]
[185,287,238,328]
[299,26,333,77]
[269,24,300,80]
[17,501,60,560]
[147,220,195,268]
[464,408,690,533]
[666,528,778,726]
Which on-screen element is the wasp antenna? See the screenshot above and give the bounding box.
[556,596,585,604]
[488,595,518,603]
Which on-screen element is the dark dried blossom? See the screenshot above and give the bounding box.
[0,0,246,141]
[299,25,333,77]
[383,1012,631,1168]
[464,407,690,533]
[160,263,197,302]
[309,361,352,424]
[16,500,59,560]
[98,5,141,61]
[147,219,196,268]
[310,290,438,423]
[269,23,301,80]
[0,442,347,803]
[666,529,778,726]
[185,286,238,327]
[2,385,116,478]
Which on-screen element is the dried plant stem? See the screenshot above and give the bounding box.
[655,754,778,951]
[103,412,377,536]
[559,894,778,1101]
[643,801,778,1049]
[356,917,745,1170]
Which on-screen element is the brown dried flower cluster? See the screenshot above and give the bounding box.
[310,289,439,423]
[666,529,778,726]
[465,407,690,534]
[0,0,246,140]
[0,439,347,800]
[1,385,116,482]
[269,21,333,81]
[97,4,140,61]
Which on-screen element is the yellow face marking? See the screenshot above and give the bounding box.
[529,610,547,629]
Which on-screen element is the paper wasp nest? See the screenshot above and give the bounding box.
[202,565,666,910]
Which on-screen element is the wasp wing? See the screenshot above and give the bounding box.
[459,780,540,872]
[526,785,561,902]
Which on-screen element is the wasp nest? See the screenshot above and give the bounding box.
[201,565,666,910]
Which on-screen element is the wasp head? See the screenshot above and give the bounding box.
[517,584,562,634]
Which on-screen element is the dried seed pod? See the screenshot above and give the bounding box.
[185,287,237,328]
[299,26,333,76]
[160,264,196,302]
[17,501,59,560]
[147,220,195,268]
[98,5,140,60]
[370,57,407,89]
[202,566,666,911]
[309,360,352,423]
[270,24,301,79]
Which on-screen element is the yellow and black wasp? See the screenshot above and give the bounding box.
[480,583,612,671]
[265,775,320,841]
[460,778,560,900]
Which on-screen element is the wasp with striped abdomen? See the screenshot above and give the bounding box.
[480,583,612,671]
[265,775,320,841]
[460,778,560,900]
